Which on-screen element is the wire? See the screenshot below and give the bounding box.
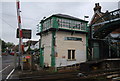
[0,17,16,29]
[0,13,39,21]
[1,13,40,29]
[0,13,40,32]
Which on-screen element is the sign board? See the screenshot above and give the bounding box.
[22,56,27,62]
[16,28,31,39]
[26,56,31,59]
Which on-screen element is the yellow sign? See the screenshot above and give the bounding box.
[22,57,27,62]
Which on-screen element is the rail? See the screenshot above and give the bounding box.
[90,9,120,27]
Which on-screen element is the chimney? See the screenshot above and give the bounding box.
[94,3,101,13]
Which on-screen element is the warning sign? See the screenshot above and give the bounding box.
[16,28,31,39]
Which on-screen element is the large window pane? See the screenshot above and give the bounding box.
[72,50,75,59]
[68,50,71,59]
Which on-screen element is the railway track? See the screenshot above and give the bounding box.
[7,69,120,81]
[7,68,120,81]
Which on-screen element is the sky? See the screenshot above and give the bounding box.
[0,1,120,45]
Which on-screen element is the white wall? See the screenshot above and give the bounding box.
[41,31,52,66]
[55,31,86,67]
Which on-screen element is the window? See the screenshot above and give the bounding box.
[68,50,75,60]
[42,18,53,31]
[56,18,87,31]
[72,50,75,59]
[64,37,82,41]
[68,50,71,59]
[81,23,86,30]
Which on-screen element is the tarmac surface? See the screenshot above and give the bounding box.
[1,55,15,80]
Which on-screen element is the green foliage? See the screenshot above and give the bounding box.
[5,42,14,49]
[0,39,7,52]
[0,39,15,52]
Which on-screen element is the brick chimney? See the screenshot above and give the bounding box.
[94,3,101,13]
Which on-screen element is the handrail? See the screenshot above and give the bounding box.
[90,9,120,27]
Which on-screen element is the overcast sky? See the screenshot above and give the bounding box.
[0,1,119,45]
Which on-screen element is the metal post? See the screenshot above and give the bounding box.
[108,36,111,58]
[109,46,111,58]
[16,0,23,70]
[84,16,89,20]
[116,43,119,57]
[14,52,17,69]
[89,25,93,60]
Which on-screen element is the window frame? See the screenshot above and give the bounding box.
[67,49,76,61]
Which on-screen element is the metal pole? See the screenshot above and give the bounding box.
[89,25,93,60]
[116,43,119,57]
[16,0,23,70]
[14,52,17,69]
[108,36,111,58]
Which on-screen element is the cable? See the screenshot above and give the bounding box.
[1,13,40,29]
[0,13,40,32]
[0,13,39,21]
[0,17,16,29]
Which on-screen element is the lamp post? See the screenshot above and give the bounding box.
[84,16,89,20]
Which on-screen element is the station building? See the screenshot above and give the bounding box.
[38,14,88,67]
[90,3,120,60]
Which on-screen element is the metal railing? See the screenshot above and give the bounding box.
[88,9,120,60]
[89,9,120,39]
[91,9,120,27]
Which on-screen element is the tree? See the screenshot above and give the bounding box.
[0,39,7,52]
[5,42,14,49]
[0,39,15,52]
